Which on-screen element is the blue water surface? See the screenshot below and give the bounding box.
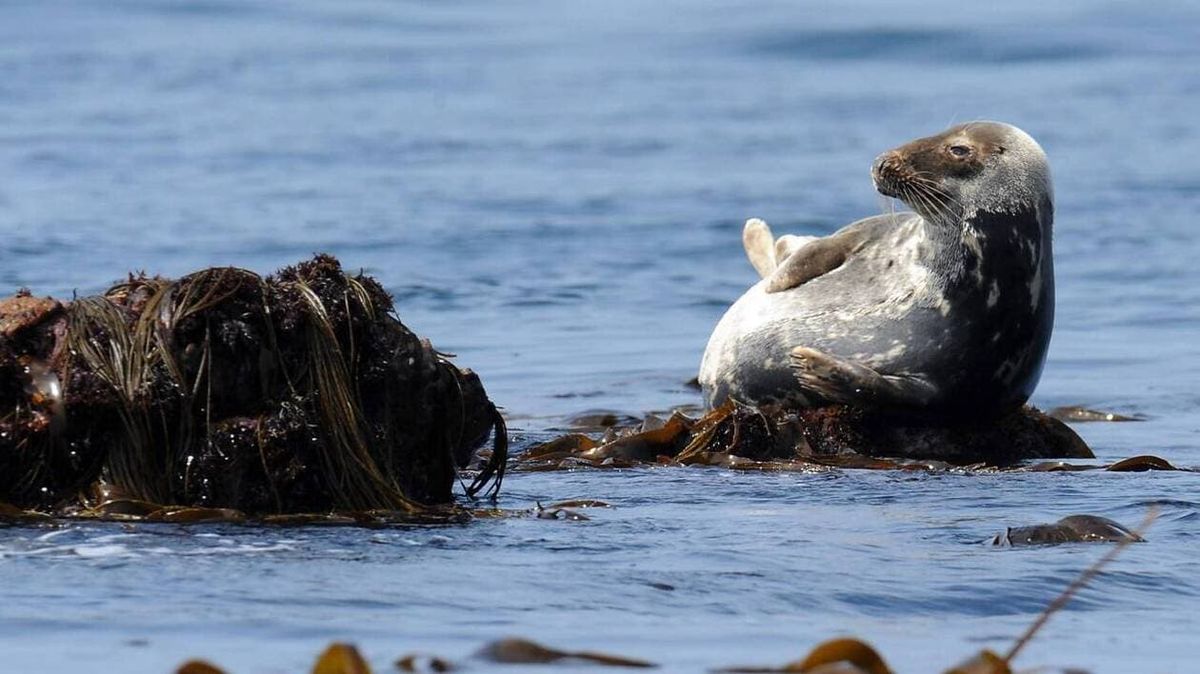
[1,1,1198,672]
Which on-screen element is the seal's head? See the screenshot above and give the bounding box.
[871,121,1052,224]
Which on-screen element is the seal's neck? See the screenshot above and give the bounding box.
[919,197,1053,289]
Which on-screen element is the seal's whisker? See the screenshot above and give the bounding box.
[909,181,960,225]
[909,175,959,205]
[913,184,952,217]
[902,184,940,223]
[917,182,961,209]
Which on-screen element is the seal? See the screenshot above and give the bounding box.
[699,121,1055,419]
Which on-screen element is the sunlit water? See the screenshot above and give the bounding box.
[1,1,1198,672]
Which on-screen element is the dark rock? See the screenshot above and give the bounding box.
[0,255,504,513]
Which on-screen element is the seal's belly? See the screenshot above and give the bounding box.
[699,257,943,405]
[699,254,1050,413]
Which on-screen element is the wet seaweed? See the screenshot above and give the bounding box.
[518,402,1102,472]
[0,255,504,515]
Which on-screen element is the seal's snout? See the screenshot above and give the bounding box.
[871,150,905,198]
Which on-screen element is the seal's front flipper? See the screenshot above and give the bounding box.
[789,347,937,408]
[765,228,867,293]
[743,218,777,278]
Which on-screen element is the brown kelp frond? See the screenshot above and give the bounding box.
[162,268,264,327]
[311,643,372,674]
[345,275,378,321]
[341,274,378,370]
[466,407,507,499]
[67,297,141,400]
[477,637,656,668]
[434,351,506,499]
[288,279,417,512]
[65,296,171,502]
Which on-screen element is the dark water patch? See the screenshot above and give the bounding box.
[110,0,275,19]
[748,28,1107,64]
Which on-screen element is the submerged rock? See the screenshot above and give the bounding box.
[0,255,504,514]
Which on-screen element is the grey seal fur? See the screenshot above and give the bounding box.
[699,121,1055,419]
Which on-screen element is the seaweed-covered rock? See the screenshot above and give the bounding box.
[521,402,1094,471]
[0,255,504,513]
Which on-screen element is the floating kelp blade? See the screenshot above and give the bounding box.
[1106,455,1177,471]
[312,643,372,674]
[0,502,52,523]
[465,407,507,499]
[477,637,656,668]
[714,637,892,673]
[175,660,229,674]
[941,649,1010,674]
[1047,405,1144,422]
[545,499,612,509]
[0,255,504,515]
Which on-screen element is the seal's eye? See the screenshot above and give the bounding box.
[947,144,973,158]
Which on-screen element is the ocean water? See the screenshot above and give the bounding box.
[2,1,1199,672]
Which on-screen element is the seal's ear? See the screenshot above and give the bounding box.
[742,218,777,278]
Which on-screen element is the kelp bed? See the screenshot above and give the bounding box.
[0,255,504,520]
[519,401,1096,471]
[516,401,1191,475]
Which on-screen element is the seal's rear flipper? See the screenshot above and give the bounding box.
[743,218,778,278]
[765,228,867,293]
[789,347,937,408]
[773,234,819,263]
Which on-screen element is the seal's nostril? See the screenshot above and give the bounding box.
[871,151,901,182]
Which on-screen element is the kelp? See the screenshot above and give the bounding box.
[0,255,505,515]
[516,400,1170,472]
[1047,405,1145,422]
[714,638,892,673]
[475,638,656,668]
[715,510,1156,674]
[161,512,1152,673]
[0,498,601,528]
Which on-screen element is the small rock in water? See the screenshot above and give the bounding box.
[992,515,1144,546]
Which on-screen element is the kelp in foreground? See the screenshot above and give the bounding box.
[0,255,505,516]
